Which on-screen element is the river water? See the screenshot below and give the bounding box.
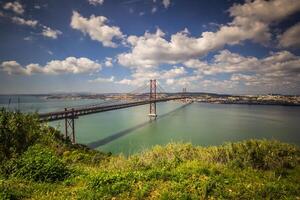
[1,95,299,155]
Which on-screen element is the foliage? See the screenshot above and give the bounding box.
[0,110,299,199]
[10,144,70,182]
[208,139,300,170]
[0,109,41,162]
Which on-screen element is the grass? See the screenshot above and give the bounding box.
[0,109,299,199]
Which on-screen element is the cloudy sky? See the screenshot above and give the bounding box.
[0,0,300,94]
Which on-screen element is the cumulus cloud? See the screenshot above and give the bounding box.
[278,22,300,48]
[116,66,187,86]
[168,75,202,87]
[3,1,24,15]
[41,26,62,39]
[11,16,38,27]
[184,50,259,75]
[104,57,113,67]
[89,76,115,83]
[88,0,104,6]
[1,61,28,75]
[229,0,300,24]
[182,49,300,93]
[185,50,300,76]
[117,0,300,69]
[70,11,124,47]
[0,57,101,75]
[162,66,187,79]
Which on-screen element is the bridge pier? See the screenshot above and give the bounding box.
[64,108,76,144]
[149,79,157,119]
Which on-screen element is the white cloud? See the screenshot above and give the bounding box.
[116,66,187,86]
[1,61,28,75]
[42,26,62,39]
[1,57,101,75]
[278,22,300,49]
[161,66,187,79]
[182,49,300,93]
[151,7,157,13]
[3,1,24,15]
[229,0,300,24]
[117,0,300,69]
[162,0,171,8]
[0,11,60,40]
[70,11,124,47]
[166,78,174,85]
[88,0,104,6]
[104,57,113,67]
[185,50,300,76]
[171,75,202,87]
[89,76,115,83]
[184,50,259,75]
[116,68,159,86]
[11,16,38,27]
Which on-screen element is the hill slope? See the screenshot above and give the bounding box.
[0,109,299,199]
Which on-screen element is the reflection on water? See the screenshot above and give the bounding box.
[87,103,191,148]
[1,95,299,155]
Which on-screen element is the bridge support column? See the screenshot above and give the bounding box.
[182,88,187,103]
[149,79,157,119]
[64,108,76,144]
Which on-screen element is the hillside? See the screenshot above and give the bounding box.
[0,109,299,199]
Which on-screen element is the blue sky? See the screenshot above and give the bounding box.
[0,0,300,94]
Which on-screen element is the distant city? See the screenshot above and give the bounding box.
[39,93,300,106]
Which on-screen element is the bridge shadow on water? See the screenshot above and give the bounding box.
[87,102,192,149]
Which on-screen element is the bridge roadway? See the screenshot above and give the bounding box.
[38,96,186,122]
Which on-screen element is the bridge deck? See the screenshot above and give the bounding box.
[38,97,186,122]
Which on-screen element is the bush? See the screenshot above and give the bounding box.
[209,140,300,170]
[0,109,41,162]
[63,148,108,165]
[12,144,70,182]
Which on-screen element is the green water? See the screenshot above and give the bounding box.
[1,95,299,155]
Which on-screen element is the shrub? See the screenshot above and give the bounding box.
[209,140,300,170]
[63,148,108,165]
[12,144,70,182]
[0,109,41,162]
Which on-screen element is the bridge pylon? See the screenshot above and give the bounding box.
[182,87,189,103]
[64,108,76,144]
[182,88,187,96]
[149,79,157,119]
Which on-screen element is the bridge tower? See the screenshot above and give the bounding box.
[64,108,76,144]
[182,88,187,96]
[149,79,157,119]
[182,87,188,103]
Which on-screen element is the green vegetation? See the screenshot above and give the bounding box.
[0,109,299,199]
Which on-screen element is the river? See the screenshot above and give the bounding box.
[1,95,299,155]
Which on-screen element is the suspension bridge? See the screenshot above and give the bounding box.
[38,79,191,143]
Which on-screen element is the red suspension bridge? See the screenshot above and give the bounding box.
[38,79,191,143]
